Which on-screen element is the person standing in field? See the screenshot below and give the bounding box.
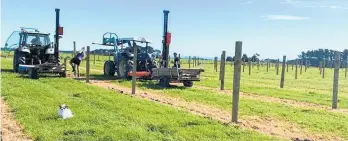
[70,47,85,77]
[173,52,180,68]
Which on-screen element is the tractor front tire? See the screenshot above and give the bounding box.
[117,59,132,79]
[183,81,193,87]
[29,68,39,79]
[104,61,115,76]
[13,51,26,73]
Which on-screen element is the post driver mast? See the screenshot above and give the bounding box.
[160,10,172,87]
[55,8,63,62]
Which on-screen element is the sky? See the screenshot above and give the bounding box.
[1,0,348,60]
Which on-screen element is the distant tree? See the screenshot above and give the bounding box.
[251,53,260,62]
[342,49,348,62]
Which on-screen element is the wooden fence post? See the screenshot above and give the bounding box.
[242,59,245,73]
[248,60,251,75]
[295,59,298,79]
[73,41,76,58]
[345,61,347,78]
[86,46,90,83]
[319,61,322,74]
[108,52,111,60]
[189,56,191,68]
[64,58,67,77]
[286,63,289,72]
[232,41,242,124]
[305,60,308,72]
[292,63,294,70]
[257,60,260,70]
[198,57,200,66]
[220,51,226,90]
[280,56,286,88]
[266,59,269,72]
[323,59,326,78]
[214,57,218,72]
[300,59,303,75]
[132,42,138,94]
[93,51,96,64]
[332,52,340,109]
[276,59,279,75]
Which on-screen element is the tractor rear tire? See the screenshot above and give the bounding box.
[13,51,26,73]
[29,68,39,79]
[183,81,193,87]
[117,59,132,79]
[104,61,115,76]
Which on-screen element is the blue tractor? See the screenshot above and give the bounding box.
[93,33,158,79]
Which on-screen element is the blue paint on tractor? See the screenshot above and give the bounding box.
[18,66,27,71]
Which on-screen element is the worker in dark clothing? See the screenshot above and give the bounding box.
[173,52,180,68]
[70,47,85,77]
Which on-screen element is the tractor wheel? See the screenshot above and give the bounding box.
[59,72,66,77]
[104,61,115,76]
[183,81,193,87]
[29,68,39,79]
[13,51,26,73]
[117,59,132,79]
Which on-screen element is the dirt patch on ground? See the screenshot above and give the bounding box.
[196,86,348,115]
[1,98,32,141]
[86,79,340,141]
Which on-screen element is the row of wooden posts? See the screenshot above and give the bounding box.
[214,51,345,110]
[81,41,244,124]
[79,41,344,124]
[213,56,347,80]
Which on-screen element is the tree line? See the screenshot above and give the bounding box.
[287,49,348,67]
[225,49,348,67]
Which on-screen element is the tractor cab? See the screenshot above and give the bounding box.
[4,27,57,72]
[101,32,156,61]
[93,32,159,79]
[4,28,52,52]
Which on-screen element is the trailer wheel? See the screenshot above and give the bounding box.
[29,68,39,79]
[183,81,193,87]
[104,61,115,76]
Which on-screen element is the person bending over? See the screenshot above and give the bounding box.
[70,47,85,76]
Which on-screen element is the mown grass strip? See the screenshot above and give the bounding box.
[1,58,277,141]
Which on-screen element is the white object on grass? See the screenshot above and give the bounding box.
[58,104,74,119]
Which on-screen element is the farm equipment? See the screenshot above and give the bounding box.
[92,33,158,79]
[3,8,65,79]
[153,10,205,87]
[93,10,204,87]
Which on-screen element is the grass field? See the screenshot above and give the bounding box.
[2,53,348,140]
[1,58,278,140]
[71,55,348,140]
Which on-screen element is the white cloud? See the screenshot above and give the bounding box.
[329,5,340,9]
[240,0,255,4]
[281,0,348,10]
[261,15,310,20]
